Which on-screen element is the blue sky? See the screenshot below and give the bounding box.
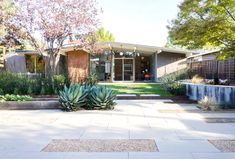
[97,0,183,46]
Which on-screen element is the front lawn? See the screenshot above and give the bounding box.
[99,83,171,96]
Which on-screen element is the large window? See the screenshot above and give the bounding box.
[90,53,112,81]
[25,55,45,73]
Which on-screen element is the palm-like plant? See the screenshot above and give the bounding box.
[89,86,116,110]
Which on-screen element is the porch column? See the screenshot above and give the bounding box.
[154,52,158,82]
[111,53,114,82]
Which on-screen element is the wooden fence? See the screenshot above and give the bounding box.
[189,58,235,84]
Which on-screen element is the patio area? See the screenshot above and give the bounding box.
[1,100,235,159]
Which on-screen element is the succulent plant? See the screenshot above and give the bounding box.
[88,86,116,110]
[59,84,88,111]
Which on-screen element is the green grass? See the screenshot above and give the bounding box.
[98,83,172,96]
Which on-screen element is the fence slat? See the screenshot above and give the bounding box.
[189,58,235,84]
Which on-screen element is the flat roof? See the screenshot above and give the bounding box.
[187,49,220,59]
[12,42,206,56]
[15,50,38,55]
[96,42,195,55]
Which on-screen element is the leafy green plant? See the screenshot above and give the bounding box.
[0,71,34,94]
[88,86,116,110]
[160,69,188,96]
[59,84,88,111]
[54,74,66,93]
[0,94,32,101]
[161,78,186,96]
[40,86,46,95]
[0,89,4,95]
[27,86,33,95]
[84,73,98,86]
[13,88,19,95]
[0,71,68,96]
[166,81,186,96]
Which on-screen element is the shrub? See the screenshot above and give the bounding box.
[0,71,35,94]
[54,75,66,93]
[27,86,33,95]
[160,69,188,96]
[166,81,186,96]
[0,94,32,101]
[88,86,116,110]
[84,73,98,86]
[0,71,67,95]
[198,96,219,111]
[161,76,186,96]
[0,89,3,95]
[191,75,204,84]
[59,84,88,111]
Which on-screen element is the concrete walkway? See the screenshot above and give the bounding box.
[1,100,235,158]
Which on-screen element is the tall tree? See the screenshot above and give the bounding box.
[4,0,99,79]
[168,0,235,60]
[96,27,115,42]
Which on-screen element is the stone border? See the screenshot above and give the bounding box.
[0,96,191,110]
[0,100,59,110]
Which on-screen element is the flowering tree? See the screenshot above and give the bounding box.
[5,0,99,79]
[0,0,16,46]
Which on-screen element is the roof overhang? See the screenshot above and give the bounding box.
[95,42,194,56]
[15,50,39,55]
[187,49,220,59]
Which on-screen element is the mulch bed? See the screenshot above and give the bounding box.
[209,140,235,152]
[204,118,235,123]
[42,139,158,152]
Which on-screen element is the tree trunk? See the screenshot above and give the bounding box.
[43,50,61,88]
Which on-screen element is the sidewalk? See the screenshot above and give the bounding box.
[0,100,235,159]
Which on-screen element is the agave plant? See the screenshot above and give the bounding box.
[89,86,116,110]
[59,84,88,111]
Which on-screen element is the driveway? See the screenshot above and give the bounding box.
[1,100,235,159]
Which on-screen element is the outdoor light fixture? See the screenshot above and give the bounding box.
[157,49,162,53]
[108,43,112,49]
[119,52,124,56]
[133,47,136,52]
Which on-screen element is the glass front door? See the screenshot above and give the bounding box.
[124,59,133,81]
[114,58,134,81]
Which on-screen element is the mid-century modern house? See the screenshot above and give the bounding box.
[3,42,195,82]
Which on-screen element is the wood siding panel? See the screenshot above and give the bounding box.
[67,50,89,83]
[157,52,186,79]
